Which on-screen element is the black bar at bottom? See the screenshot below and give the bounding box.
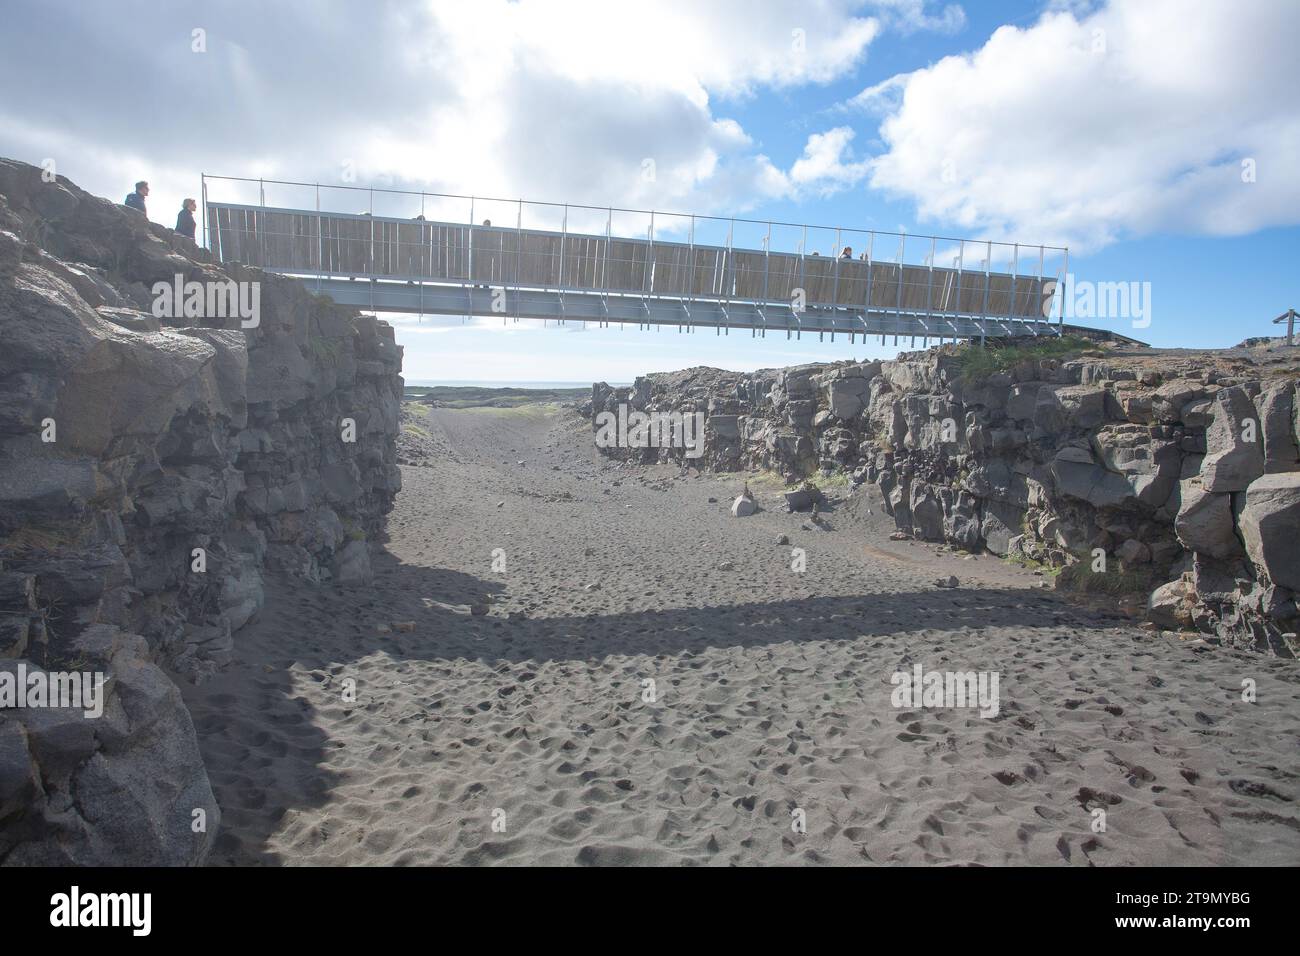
[1,866,1278,942]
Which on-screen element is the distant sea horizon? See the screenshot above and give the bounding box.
[405,379,630,389]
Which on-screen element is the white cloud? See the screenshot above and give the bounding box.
[869,0,966,35]
[434,0,883,98]
[789,127,870,195]
[0,0,985,237]
[841,73,909,116]
[0,0,890,230]
[854,0,1300,252]
[352,0,888,218]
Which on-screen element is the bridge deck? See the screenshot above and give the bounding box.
[206,201,1064,340]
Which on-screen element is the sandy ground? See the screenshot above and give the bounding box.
[183,403,1300,866]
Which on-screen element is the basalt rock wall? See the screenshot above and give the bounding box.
[587,345,1300,657]
[0,159,402,864]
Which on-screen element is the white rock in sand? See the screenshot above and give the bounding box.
[730,495,756,517]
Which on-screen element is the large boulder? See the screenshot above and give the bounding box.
[783,485,824,512]
[908,481,945,541]
[730,494,756,517]
[1201,386,1265,492]
[887,480,913,534]
[1050,446,1114,507]
[941,488,981,550]
[1148,576,1195,629]
[1174,479,1242,560]
[1114,382,1154,423]
[331,538,373,585]
[1090,424,1181,506]
[824,373,871,420]
[1050,439,1175,510]
[1236,473,1300,592]
[1034,383,1109,433]
[1151,378,1209,423]
[1256,381,1300,473]
[881,361,936,393]
[979,500,1026,556]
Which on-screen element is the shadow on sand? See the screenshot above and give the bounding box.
[191,545,1135,864]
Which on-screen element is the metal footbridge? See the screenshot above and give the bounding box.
[202,175,1069,344]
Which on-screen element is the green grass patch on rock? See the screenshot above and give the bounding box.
[1056,561,1157,596]
[956,335,1095,385]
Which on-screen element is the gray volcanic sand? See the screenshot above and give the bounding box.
[183,403,1300,865]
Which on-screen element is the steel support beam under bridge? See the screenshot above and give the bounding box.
[302,276,1061,341]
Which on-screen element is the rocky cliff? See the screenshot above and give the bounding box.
[0,159,402,864]
[587,339,1300,657]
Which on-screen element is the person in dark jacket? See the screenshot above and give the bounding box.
[175,198,197,239]
[124,181,148,216]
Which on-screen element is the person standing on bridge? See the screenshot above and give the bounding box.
[175,198,197,239]
[840,246,853,259]
[124,180,148,217]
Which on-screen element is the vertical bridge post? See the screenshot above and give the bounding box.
[1035,245,1045,335]
[831,226,842,342]
[894,233,905,341]
[514,199,522,325]
[558,204,567,324]
[646,211,655,331]
[1061,248,1069,328]
[602,207,611,328]
[1007,242,1019,333]
[315,183,322,294]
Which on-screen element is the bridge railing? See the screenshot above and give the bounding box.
[202,175,1067,324]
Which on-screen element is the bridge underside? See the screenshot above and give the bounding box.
[304,276,1060,341]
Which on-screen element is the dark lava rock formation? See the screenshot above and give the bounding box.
[0,159,401,864]
[587,341,1300,657]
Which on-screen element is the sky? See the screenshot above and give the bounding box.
[1,0,1297,383]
